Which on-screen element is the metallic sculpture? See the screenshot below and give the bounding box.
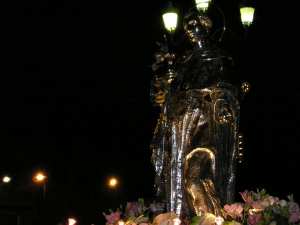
[150,11,249,224]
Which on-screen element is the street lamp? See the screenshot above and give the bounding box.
[195,0,211,12]
[34,172,47,202]
[33,172,47,224]
[68,218,76,225]
[162,3,178,33]
[108,177,118,188]
[34,173,46,182]
[2,176,11,183]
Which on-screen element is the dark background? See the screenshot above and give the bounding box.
[1,0,299,224]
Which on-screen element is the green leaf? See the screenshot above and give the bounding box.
[220,208,226,215]
[109,209,114,213]
[223,220,231,225]
[189,216,204,225]
[136,214,145,220]
[189,214,217,225]
[257,218,265,225]
[264,212,270,223]
[102,212,107,217]
[264,194,269,199]
[275,217,287,225]
[125,217,133,225]
[261,189,266,196]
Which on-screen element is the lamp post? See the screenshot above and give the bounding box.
[33,172,47,224]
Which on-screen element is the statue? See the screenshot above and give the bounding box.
[150,11,249,224]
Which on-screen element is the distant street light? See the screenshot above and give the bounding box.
[68,218,76,225]
[2,176,11,183]
[34,173,46,182]
[33,172,47,224]
[108,177,118,188]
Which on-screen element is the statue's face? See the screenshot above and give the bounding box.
[183,13,212,43]
[184,19,203,42]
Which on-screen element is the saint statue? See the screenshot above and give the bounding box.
[150,11,249,224]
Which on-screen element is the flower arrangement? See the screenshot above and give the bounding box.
[103,198,165,225]
[220,189,300,225]
[104,189,300,225]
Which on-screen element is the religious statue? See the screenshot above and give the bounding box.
[150,11,250,224]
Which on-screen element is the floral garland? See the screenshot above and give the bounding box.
[104,189,300,225]
[103,198,165,225]
[219,189,300,225]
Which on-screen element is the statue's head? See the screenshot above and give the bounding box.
[183,12,212,43]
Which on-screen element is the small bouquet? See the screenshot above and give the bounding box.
[221,189,300,225]
[103,198,165,225]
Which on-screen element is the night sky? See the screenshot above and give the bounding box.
[1,0,299,224]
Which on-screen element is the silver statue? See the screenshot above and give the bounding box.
[150,11,249,224]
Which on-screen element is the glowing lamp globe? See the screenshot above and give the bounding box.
[240,7,255,27]
[195,0,211,12]
[163,13,178,33]
[162,3,178,32]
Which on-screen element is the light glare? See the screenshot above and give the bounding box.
[240,7,255,25]
[163,13,178,32]
[68,218,76,225]
[35,173,46,182]
[109,178,117,187]
[3,176,11,183]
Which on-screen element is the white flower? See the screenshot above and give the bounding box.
[280,200,287,207]
[262,200,270,207]
[268,196,275,205]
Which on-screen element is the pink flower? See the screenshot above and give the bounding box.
[240,190,252,202]
[150,203,164,212]
[125,201,147,218]
[248,214,262,225]
[289,211,300,223]
[105,212,121,224]
[223,203,244,219]
[249,200,265,214]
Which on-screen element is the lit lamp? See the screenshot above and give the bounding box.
[239,0,255,27]
[162,3,178,33]
[240,7,255,27]
[3,176,11,183]
[68,218,76,225]
[35,173,46,182]
[195,0,211,12]
[108,177,118,188]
